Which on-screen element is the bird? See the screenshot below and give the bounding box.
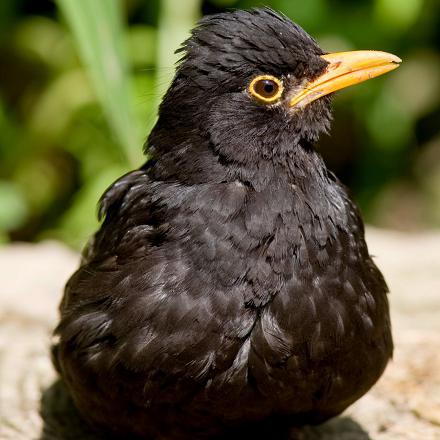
[52,8,401,440]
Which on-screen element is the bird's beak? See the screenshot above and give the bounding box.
[289,50,402,108]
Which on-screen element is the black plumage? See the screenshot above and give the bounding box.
[53,8,393,439]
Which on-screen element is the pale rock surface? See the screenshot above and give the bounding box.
[0,229,439,439]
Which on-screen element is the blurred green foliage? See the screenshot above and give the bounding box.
[0,0,439,248]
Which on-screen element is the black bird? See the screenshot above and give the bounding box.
[53,8,401,440]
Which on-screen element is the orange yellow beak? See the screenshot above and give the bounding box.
[289,50,402,108]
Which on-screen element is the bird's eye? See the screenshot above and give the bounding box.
[248,75,283,104]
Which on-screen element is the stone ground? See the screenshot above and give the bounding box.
[0,228,439,439]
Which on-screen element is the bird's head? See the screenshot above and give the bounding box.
[148,8,400,182]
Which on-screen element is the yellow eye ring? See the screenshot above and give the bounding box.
[248,75,284,104]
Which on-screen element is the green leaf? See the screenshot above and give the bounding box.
[55,0,142,166]
[155,0,201,104]
[47,165,127,249]
[375,0,424,31]
[0,180,28,234]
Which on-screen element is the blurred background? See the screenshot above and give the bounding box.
[0,0,439,249]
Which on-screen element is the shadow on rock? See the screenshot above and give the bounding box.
[303,417,372,440]
[39,380,103,440]
[39,380,371,440]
